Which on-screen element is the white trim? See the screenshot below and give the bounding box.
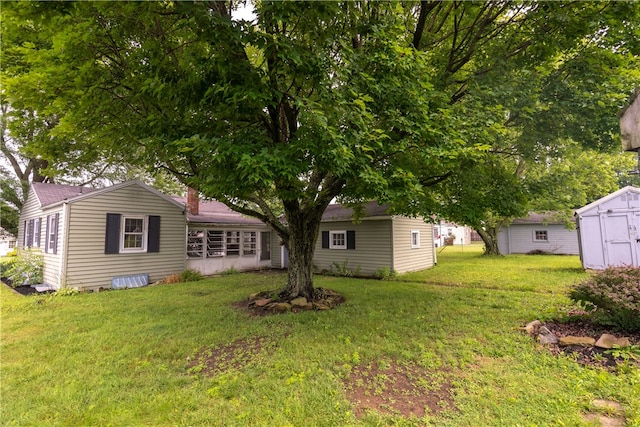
[411,230,421,248]
[575,186,640,215]
[533,229,548,242]
[329,230,347,249]
[120,215,148,253]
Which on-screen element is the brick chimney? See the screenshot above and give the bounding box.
[187,187,199,215]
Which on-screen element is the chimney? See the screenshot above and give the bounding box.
[187,187,199,215]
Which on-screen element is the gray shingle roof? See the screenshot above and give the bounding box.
[322,201,391,222]
[511,212,575,225]
[172,197,264,225]
[32,182,99,208]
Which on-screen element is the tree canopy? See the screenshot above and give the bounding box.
[2,1,639,295]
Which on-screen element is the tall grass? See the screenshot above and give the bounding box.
[1,249,638,426]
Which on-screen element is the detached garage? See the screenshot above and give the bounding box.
[575,186,640,269]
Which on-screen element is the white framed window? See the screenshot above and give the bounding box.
[534,230,548,242]
[411,230,421,248]
[226,231,240,256]
[243,231,257,255]
[46,214,58,254]
[330,231,347,249]
[187,229,204,258]
[8,240,16,249]
[207,230,225,257]
[33,218,41,247]
[121,216,147,253]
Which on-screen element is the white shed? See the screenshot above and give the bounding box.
[575,186,640,269]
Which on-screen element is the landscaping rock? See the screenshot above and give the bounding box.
[538,326,558,345]
[290,297,308,307]
[524,320,542,335]
[558,336,596,347]
[595,334,631,349]
[270,302,291,313]
[253,298,272,307]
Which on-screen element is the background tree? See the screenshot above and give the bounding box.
[3,1,638,295]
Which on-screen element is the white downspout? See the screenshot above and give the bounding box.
[59,202,70,289]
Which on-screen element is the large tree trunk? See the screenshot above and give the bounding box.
[476,226,501,256]
[279,201,326,301]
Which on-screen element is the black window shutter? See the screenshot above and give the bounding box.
[147,215,160,253]
[105,213,121,254]
[321,231,329,249]
[347,230,356,250]
[44,216,50,253]
[23,221,27,247]
[52,213,59,254]
[36,218,42,247]
[27,219,34,248]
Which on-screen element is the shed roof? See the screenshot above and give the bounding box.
[321,201,391,222]
[575,186,640,215]
[172,197,264,225]
[510,212,574,225]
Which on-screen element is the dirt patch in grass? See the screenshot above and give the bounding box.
[187,337,277,376]
[343,359,456,419]
[188,337,456,419]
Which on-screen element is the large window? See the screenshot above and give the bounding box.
[243,231,256,255]
[207,230,225,257]
[226,231,240,256]
[187,230,204,258]
[121,216,147,252]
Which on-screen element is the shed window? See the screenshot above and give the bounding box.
[330,231,347,249]
[322,230,356,250]
[534,230,548,242]
[411,230,421,249]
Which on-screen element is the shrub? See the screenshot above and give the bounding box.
[163,273,182,284]
[221,267,238,276]
[1,257,17,278]
[6,247,18,257]
[5,249,44,287]
[179,269,204,282]
[374,267,397,280]
[569,266,640,332]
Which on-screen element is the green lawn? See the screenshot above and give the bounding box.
[1,247,638,426]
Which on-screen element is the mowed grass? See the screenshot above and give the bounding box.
[1,247,639,426]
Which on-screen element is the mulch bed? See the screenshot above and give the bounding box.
[537,318,640,370]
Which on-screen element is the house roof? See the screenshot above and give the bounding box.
[510,212,575,225]
[321,201,392,222]
[32,182,99,207]
[31,181,184,210]
[172,197,264,225]
[575,186,640,215]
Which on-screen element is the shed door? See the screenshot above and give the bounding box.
[603,213,639,267]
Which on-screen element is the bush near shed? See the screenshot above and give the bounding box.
[570,266,640,332]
